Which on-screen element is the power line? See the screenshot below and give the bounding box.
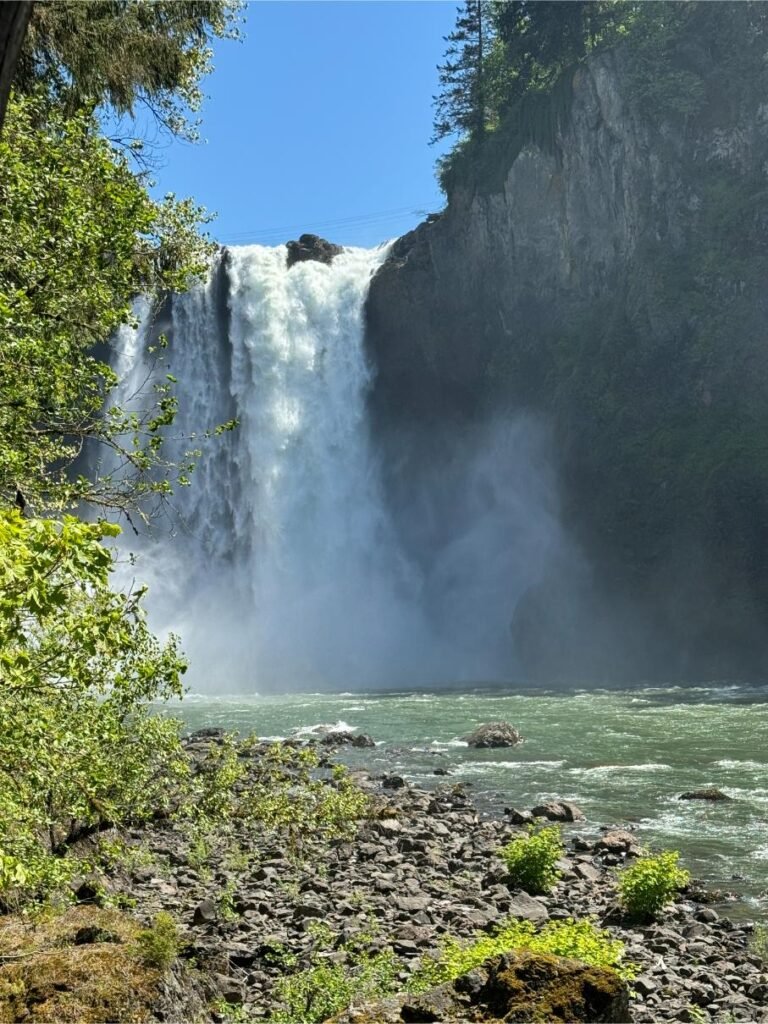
[219,201,442,246]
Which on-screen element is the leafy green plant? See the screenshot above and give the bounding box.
[749,923,768,963]
[271,947,399,1024]
[617,850,690,920]
[218,880,239,922]
[210,999,250,1023]
[134,912,181,970]
[500,825,563,893]
[0,511,189,908]
[411,917,636,992]
[239,745,374,854]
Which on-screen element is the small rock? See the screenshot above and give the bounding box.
[188,727,226,741]
[382,774,405,789]
[193,898,218,925]
[213,974,244,1005]
[505,807,534,826]
[595,830,639,855]
[695,907,719,923]
[634,974,658,996]
[574,862,602,882]
[293,903,324,919]
[507,891,549,923]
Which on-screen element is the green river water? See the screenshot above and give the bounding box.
[172,684,768,917]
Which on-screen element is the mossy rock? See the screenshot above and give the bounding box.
[0,906,203,1024]
[331,950,629,1022]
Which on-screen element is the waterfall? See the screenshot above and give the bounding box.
[114,243,570,692]
[115,244,433,690]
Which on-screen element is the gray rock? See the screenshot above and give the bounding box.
[193,898,217,925]
[507,891,550,923]
[464,721,523,747]
[532,800,585,822]
[575,862,602,882]
[506,807,535,825]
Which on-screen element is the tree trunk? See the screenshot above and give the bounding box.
[0,2,32,133]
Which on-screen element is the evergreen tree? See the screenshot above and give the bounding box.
[15,1,242,141]
[432,1,494,143]
[494,1,587,97]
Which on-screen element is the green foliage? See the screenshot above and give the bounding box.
[0,509,188,906]
[435,2,768,196]
[0,93,218,514]
[16,1,243,142]
[134,912,181,970]
[749,924,768,963]
[218,880,239,922]
[271,922,400,1024]
[210,1000,249,1024]
[617,850,690,920]
[239,744,375,852]
[412,916,636,991]
[500,825,563,894]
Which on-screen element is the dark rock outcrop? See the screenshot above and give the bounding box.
[679,788,731,802]
[465,722,523,748]
[365,6,768,683]
[286,233,343,269]
[319,731,375,748]
[330,951,630,1023]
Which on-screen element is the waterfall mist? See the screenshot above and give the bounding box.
[114,245,573,692]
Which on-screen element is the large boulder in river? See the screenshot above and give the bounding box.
[679,787,731,801]
[464,721,523,748]
[532,800,585,822]
[318,730,375,748]
[329,950,630,1023]
[286,233,343,268]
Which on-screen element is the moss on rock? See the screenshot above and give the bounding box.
[0,906,198,1024]
[331,950,630,1023]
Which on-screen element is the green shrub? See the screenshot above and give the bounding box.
[134,912,180,970]
[617,850,690,919]
[500,825,563,893]
[271,923,399,1024]
[412,917,636,991]
[240,746,374,852]
[749,923,768,963]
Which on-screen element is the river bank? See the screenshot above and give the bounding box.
[172,684,768,911]
[3,730,763,1023]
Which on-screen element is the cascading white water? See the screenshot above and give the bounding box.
[115,243,571,691]
[116,244,435,690]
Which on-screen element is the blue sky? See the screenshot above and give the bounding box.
[147,1,457,248]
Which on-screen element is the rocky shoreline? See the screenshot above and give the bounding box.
[82,730,766,1023]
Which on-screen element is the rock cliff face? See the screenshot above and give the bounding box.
[366,11,768,681]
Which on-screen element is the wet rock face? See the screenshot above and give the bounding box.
[365,8,768,684]
[464,722,523,748]
[330,951,630,1023]
[286,233,343,269]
